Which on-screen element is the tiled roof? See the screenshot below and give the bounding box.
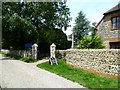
[103,3,120,15]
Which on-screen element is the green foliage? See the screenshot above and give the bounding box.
[20,57,37,63]
[37,60,118,89]
[55,50,62,59]
[44,29,70,49]
[76,35,105,49]
[73,11,90,41]
[38,29,71,53]
[2,14,38,49]
[2,2,71,51]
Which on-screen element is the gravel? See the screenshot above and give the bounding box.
[0,54,86,88]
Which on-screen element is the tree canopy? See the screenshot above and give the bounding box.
[73,11,90,41]
[71,10,104,49]
[2,2,71,51]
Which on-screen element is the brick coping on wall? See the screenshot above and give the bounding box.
[66,49,120,51]
[69,64,119,79]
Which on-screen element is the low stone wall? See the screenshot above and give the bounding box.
[10,50,32,58]
[59,49,120,76]
[1,49,32,59]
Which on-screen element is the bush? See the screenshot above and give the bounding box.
[20,57,37,63]
[55,50,62,59]
[76,35,105,49]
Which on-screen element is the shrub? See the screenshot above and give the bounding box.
[76,35,105,49]
[20,58,37,63]
[55,50,62,59]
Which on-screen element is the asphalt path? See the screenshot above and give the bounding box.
[0,54,86,88]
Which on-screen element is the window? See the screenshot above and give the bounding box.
[111,16,120,29]
[110,42,120,49]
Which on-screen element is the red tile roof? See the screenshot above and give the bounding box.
[103,3,120,15]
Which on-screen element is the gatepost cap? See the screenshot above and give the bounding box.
[51,43,56,47]
[33,43,38,47]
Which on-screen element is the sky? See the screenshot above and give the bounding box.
[63,0,120,35]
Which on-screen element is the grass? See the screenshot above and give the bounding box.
[37,59,119,89]
[0,52,37,63]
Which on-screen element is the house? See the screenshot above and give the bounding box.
[95,3,120,49]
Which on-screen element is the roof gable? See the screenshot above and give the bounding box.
[104,3,120,15]
[95,3,120,29]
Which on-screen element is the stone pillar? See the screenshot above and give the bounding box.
[32,43,38,59]
[50,43,56,58]
[50,43,58,65]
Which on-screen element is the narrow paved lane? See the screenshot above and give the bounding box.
[0,54,85,88]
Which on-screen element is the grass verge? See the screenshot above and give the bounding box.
[37,59,119,89]
[0,52,37,63]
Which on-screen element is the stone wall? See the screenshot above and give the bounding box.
[96,11,120,48]
[10,50,32,58]
[59,49,120,76]
[97,11,120,39]
[1,49,32,59]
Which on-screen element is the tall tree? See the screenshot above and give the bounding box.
[39,29,71,52]
[2,2,71,50]
[73,11,90,41]
[2,14,38,49]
